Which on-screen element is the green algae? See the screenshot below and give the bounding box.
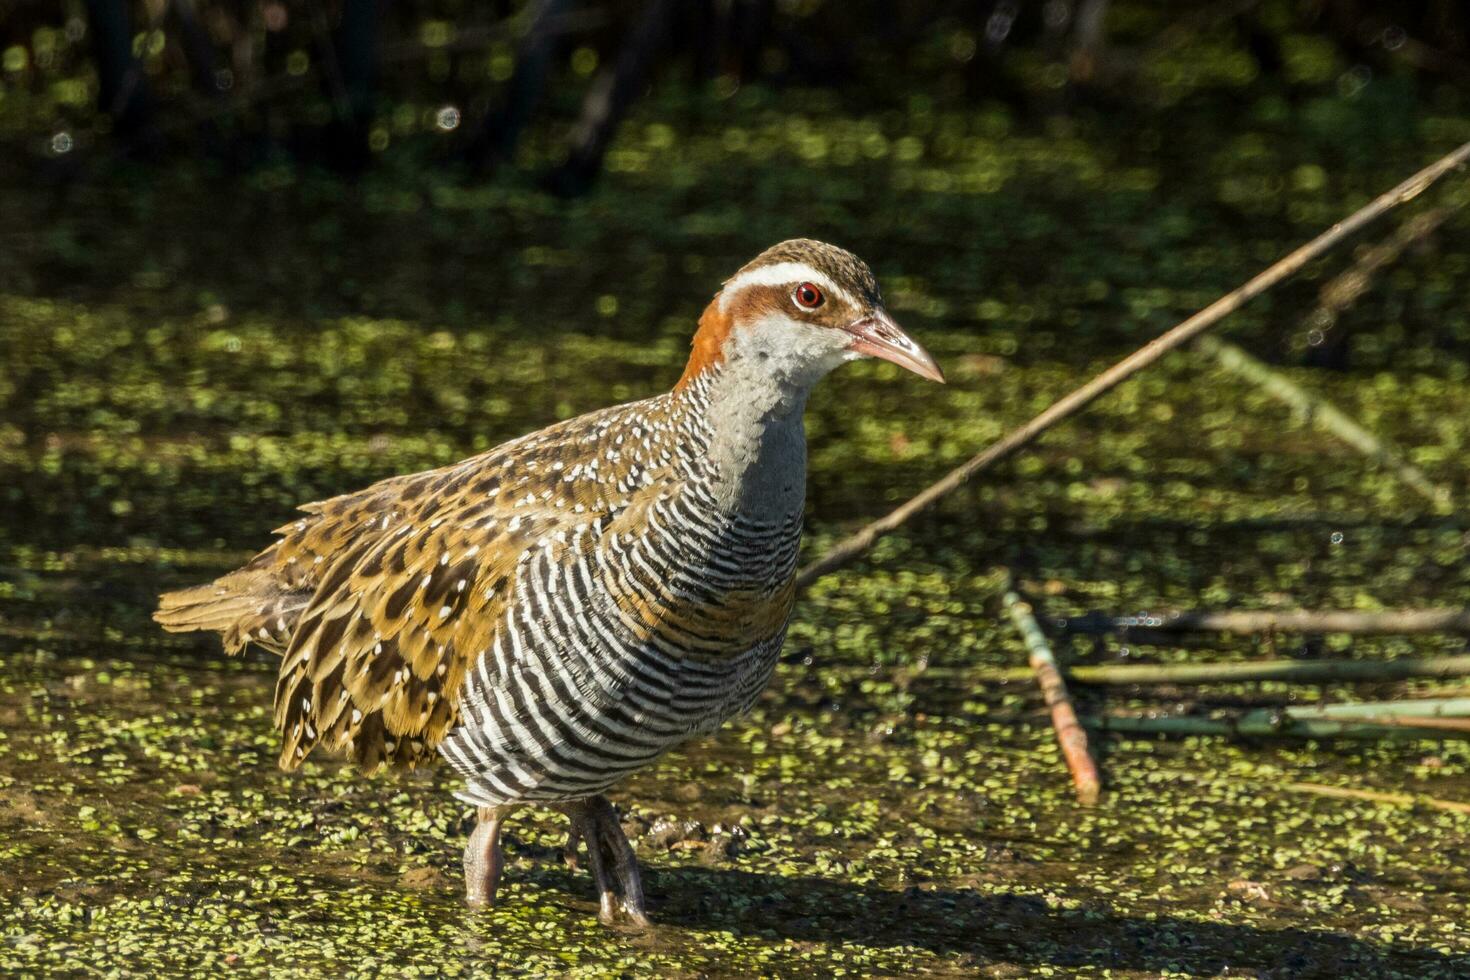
[5,18,1470,980]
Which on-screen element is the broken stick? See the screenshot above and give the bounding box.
[1003,586,1101,805]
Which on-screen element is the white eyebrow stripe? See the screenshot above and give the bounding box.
[718,262,858,311]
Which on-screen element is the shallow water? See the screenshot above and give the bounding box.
[4,40,1470,977]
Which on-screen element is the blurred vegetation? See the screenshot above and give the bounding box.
[2,1,1469,183]
[2,0,1470,975]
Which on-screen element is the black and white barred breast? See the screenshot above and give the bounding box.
[440,380,804,806]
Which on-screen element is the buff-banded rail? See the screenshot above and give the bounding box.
[155,239,944,926]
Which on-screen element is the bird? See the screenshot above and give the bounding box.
[154,239,943,926]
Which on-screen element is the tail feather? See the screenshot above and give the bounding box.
[155,571,308,656]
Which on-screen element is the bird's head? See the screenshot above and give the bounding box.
[677,239,944,390]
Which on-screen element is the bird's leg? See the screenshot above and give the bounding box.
[560,795,650,927]
[592,797,649,927]
[565,801,619,923]
[562,820,583,872]
[463,804,515,906]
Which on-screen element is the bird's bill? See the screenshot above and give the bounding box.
[842,311,946,383]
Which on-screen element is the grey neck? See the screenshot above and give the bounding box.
[685,317,852,518]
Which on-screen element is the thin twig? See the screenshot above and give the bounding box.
[1282,697,1470,720]
[1348,715,1470,732]
[1196,336,1451,505]
[1283,781,1470,816]
[554,0,679,193]
[1087,712,1470,740]
[1003,585,1101,805]
[307,0,354,122]
[1306,206,1455,331]
[1061,607,1470,638]
[796,142,1470,589]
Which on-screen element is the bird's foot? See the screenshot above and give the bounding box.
[463,805,515,907]
[560,795,650,928]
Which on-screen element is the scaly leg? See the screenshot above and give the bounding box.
[463,804,516,906]
[560,795,650,927]
[562,819,583,872]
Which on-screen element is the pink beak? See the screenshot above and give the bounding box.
[842,310,945,383]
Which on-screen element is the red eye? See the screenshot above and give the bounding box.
[793,282,824,309]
